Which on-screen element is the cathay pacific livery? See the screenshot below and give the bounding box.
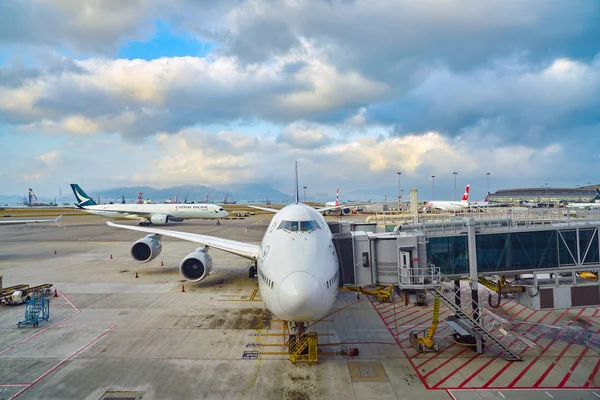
[71,184,229,225]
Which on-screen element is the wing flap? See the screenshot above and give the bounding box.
[106,222,260,260]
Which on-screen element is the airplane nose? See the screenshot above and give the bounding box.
[278,272,323,320]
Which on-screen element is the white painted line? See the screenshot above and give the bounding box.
[592,392,600,399]
[498,392,506,399]
[545,391,554,398]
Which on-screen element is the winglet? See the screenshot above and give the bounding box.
[294,161,299,204]
[54,215,62,227]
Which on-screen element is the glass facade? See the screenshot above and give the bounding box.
[427,228,600,275]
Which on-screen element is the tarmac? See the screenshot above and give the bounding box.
[0,212,599,400]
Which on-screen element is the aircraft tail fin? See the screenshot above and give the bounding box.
[484,192,490,202]
[595,188,600,200]
[293,161,299,204]
[461,185,470,202]
[70,184,97,208]
[335,186,340,206]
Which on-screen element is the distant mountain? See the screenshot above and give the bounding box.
[86,183,291,203]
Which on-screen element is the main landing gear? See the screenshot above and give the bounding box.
[138,220,151,226]
[216,219,221,225]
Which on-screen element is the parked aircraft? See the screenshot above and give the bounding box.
[71,184,229,226]
[106,162,341,326]
[324,187,352,215]
[0,215,61,226]
[566,188,600,210]
[427,185,470,211]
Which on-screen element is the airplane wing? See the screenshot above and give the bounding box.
[0,215,62,227]
[248,205,280,213]
[106,221,260,260]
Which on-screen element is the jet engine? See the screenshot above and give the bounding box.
[130,234,162,263]
[341,207,351,215]
[179,247,212,282]
[150,214,170,225]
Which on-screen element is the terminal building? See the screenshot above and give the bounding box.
[489,185,599,204]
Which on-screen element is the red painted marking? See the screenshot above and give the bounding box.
[508,339,557,387]
[584,359,600,387]
[432,354,481,388]
[422,348,470,379]
[558,348,589,387]
[0,291,81,357]
[502,300,520,314]
[388,307,423,323]
[482,361,514,388]
[10,325,116,399]
[533,307,589,387]
[445,388,457,400]
[397,309,452,340]
[368,295,430,389]
[458,357,497,388]
[549,308,572,325]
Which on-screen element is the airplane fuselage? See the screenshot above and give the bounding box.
[427,201,469,211]
[255,203,339,321]
[80,203,228,220]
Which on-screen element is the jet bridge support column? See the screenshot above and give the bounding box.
[467,219,480,322]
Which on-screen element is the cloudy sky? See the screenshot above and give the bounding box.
[1,0,599,200]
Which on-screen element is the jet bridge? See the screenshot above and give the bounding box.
[330,218,600,309]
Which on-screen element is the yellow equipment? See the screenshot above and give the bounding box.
[289,332,318,364]
[410,296,440,352]
[478,276,524,294]
[578,271,598,281]
[343,285,393,302]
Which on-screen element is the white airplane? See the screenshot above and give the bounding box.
[0,215,62,226]
[324,187,353,215]
[566,188,600,210]
[427,185,470,211]
[71,184,229,226]
[106,163,342,326]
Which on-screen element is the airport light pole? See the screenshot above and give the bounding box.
[431,175,436,201]
[486,172,490,194]
[453,171,457,201]
[397,172,402,210]
[589,181,592,198]
[303,186,307,203]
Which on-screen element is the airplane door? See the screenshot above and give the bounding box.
[399,250,411,285]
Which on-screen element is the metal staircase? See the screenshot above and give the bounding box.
[431,287,525,361]
[288,333,318,363]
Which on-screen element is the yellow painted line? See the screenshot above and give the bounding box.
[260,352,288,355]
[249,288,258,301]
[222,288,261,302]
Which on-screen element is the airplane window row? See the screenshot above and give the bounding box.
[325,270,340,289]
[258,268,274,289]
[277,220,321,232]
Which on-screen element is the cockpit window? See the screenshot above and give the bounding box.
[219,208,225,211]
[278,220,321,232]
[300,221,315,231]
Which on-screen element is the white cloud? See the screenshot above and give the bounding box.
[37,150,60,166]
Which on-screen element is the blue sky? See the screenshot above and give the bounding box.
[1,0,599,200]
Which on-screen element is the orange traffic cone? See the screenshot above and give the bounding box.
[181,284,185,293]
[161,260,164,266]
[54,250,57,255]
[53,289,58,298]
[135,272,139,278]
[110,254,113,259]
